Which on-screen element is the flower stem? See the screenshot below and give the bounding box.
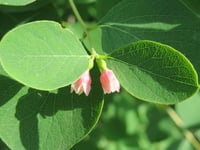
[69,0,86,32]
[166,106,200,150]
[68,0,93,48]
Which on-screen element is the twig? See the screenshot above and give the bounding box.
[68,0,93,48]
[166,106,200,150]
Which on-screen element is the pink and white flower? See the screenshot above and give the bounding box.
[71,70,92,96]
[100,69,120,94]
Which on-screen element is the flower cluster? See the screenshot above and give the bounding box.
[71,68,120,96]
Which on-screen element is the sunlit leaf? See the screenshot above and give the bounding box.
[105,40,199,104]
[0,0,35,6]
[0,21,89,90]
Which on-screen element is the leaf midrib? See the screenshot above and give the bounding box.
[108,57,198,88]
[3,55,89,58]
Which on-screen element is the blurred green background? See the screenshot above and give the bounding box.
[71,89,200,150]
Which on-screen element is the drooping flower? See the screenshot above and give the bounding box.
[71,70,92,96]
[100,69,120,94]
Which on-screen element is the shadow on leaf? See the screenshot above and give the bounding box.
[14,67,104,150]
[0,75,22,106]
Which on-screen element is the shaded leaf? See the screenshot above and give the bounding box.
[96,0,122,19]
[0,66,104,150]
[100,0,200,81]
[181,0,200,18]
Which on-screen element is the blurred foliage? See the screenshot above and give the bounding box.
[72,90,198,150]
[176,93,200,128]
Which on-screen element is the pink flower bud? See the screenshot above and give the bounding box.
[100,69,120,94]
[71,70,92,96]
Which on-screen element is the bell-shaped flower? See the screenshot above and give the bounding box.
[100,69,120,94]
[71,70,92,96]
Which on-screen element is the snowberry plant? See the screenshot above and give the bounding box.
[0,0,200,149]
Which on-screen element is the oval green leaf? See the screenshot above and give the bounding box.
[0,0,35,6]
[105,40,199,104]
[0,21,89,90]
[0,67,104,150]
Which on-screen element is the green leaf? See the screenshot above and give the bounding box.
[181,0,200,18]
[0,21,89,90]
[74,0,96,4]
[0,63,7,77]
[0,66,104,150]
[0,0,51,13]
[0,4,59,40]
[0,0,35,6]
[105,40,199,104]
[96,0,122,19]
[100,0,200,81]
